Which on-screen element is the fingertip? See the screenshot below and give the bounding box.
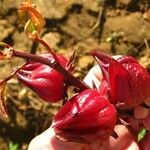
[28,128,55,150]
[109,125,140,150]
[83,65,102,89]
[28,135,41,150]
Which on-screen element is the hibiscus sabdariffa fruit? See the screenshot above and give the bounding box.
[92,50,150,109]
[53,89,117,143]
[17,54,68,103]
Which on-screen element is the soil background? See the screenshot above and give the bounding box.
[0,0,150,149]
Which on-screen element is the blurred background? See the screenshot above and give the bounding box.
[0,0,150,149]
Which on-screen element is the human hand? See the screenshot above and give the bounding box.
[28,125,139,150]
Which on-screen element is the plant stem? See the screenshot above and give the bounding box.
[35,36,59,61]
[13,50,90,91]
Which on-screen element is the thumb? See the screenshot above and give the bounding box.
[28,127,86,150]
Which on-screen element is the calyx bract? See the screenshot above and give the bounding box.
[17,54,68,103]
[53,89,117,143]
[92,51,150,108]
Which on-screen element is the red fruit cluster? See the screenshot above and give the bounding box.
[16,50,150,145]
[1,0,149,147]
[91,51,150,148]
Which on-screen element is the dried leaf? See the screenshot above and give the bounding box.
[0,63,28,118]
[0,42,13,61]
[0,80,8,118]
[18,0,45,40]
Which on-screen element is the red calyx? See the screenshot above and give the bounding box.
[91,50,150,109]
[17,54,68,103]
[53,89,117,143]
[117,56,150,107]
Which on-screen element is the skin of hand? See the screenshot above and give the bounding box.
[28,125,139,150]
[28,63,140,150]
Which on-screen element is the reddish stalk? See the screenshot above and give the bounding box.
[35,37,59,61]
[13,50,89,91]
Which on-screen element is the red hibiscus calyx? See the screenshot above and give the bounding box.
[91,50,150,109]
[17,54,69,103]
[53,89,117,143]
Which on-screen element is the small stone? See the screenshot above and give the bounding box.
[16,112,27,128]
[78,55,94,69]
[117,0,132,5]
[143,10,150,22]
[18,88,28,100]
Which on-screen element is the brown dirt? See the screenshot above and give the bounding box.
[0,0,150,149]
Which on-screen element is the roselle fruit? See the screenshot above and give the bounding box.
[92,51,150,108]
[17,53,68,103]
[53,89,117,143]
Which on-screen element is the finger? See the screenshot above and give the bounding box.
[74,125,139,150]
[102,125,140,150]
[83,55,122,89]
[88,125,140,150]
[28,127,86,150]
[28,128,53,150]
[83,65,102,89]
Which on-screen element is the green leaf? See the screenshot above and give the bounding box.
[18,0,45,40]
[9,142,19,150]
[138,128,147,142]
[26,20,37,33]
